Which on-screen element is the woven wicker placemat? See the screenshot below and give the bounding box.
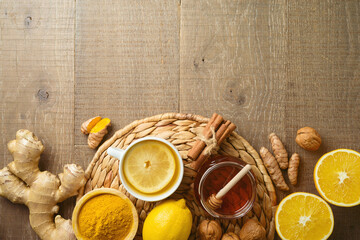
[77,113,277,240]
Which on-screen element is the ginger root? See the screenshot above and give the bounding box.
[269,133,288,169]
[288,153,300,185]
[0,130,86,240]
[239,219,266,240]
[81,117,111,149]
[260,147,289,191]
[81,116,101,134]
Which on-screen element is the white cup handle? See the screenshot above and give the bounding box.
[107,147,125,160]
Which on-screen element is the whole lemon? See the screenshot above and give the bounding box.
[143,199,192,240]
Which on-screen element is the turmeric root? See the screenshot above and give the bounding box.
[0,129,86,240]
[269,133,288,169]
[81,116,111,149]
[88,118,111,149]
[260,147,289,191]
[288,153,300,185]
[81,116,102,134]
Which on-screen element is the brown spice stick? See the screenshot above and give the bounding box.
[215,120,231,142]
[186,114,216,160]
[191,121,236,171]
[187,113,218,160]
[187,113,223,160]
[203,113,218,134]
[191,152,207,170]
[190,122,228,170]
[218,123,236,144]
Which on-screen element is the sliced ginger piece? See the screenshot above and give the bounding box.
[88,118,111,149]
[81,116,102,134]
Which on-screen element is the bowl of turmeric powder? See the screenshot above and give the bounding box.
[72,188,138,240]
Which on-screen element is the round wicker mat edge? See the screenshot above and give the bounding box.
[77,113,277,240]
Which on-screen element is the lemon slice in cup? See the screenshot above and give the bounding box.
[123,141,176,193]
[314,149,360,207]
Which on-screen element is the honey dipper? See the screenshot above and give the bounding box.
[207,164,252,210]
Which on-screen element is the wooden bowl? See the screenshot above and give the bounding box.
[72,188,138,240]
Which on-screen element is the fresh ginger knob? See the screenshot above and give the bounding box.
[0,129,86,240]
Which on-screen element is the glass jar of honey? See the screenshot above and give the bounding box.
[194,155,256,219]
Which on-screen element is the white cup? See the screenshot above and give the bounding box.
[107,137,184,202]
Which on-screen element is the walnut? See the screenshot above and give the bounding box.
[198,219,222,240]
[239,219,266,240]
[295,127,321,151]
[221,232,240,240]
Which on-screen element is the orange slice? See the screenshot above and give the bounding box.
[275,192,334,240]
[314,149,360,207]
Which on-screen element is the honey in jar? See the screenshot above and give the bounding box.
[193,155,256,219]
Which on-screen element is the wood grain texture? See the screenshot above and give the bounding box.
[180,0,288,151]
[0,0,360,239]
[0,0,75,239]
[285,1,360,239]
[75,0,180,146]
[180,0,290,212]
[180,0,360,239]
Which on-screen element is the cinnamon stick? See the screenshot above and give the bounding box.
[204,113,218,133]
[216,120,231,140]
[187,120,216,160]
[191,153,208,171]
[187,113,217,160]
[187,113,223,160]
[191,121,236,170]
[218,122,236,144]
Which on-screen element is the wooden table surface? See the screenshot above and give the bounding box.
[1,0,359,239]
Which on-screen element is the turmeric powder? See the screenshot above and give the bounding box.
[78,194,134,240]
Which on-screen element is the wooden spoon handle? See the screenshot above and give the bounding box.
[215,164,252,199]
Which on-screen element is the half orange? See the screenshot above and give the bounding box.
[275,192,334,240]
[314,149,360,207]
